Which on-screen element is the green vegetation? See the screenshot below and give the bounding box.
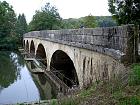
[96,16,117,27]
[0,1,17,50]
[108,0,140,25]
[15,14,28,46]
[129,64,140,86]
[81,15,97,28]
[0,1,28,50]
[62,16,117,29]
[62,18,82,29]
[28,3,62,31]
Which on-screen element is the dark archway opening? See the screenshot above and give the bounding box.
[23,40,25,48]
[36,44,47,68]
[30,40,35,57]
[25,40,29,52]
[50,50,79,88]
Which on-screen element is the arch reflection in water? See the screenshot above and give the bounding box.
[27,61,58,100]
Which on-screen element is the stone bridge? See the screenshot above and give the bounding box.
[23,24,139,88]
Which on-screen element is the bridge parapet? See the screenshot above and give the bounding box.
[24,24,139,63]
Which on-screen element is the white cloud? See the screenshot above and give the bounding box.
[3,0,111,23]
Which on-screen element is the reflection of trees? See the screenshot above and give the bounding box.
[13,52,25,68]
[0,52,24,90]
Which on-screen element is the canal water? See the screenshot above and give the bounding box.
[0,51,58,104]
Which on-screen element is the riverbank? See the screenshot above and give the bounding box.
[18,64,140,105]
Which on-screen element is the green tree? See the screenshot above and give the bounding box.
[0,1,17,50]
[82,15,97,28]
[96,16,117,27]
[108,0,140,25]
[62,18,83,29]
[15,13,28,46]
[29,3,62,31]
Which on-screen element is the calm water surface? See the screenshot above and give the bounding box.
[0,52,57,104]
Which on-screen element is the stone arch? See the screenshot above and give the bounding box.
[50,50,79,88]
[25,40,29,52]
[36,43,47,67]
[30,40,35,57]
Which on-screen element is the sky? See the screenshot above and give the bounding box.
[2,0,111,23]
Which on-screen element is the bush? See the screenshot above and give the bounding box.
[119,96,140,105]
[129,64,140,86]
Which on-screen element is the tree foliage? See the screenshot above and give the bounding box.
[108,0,140,25]
[96,16,117,27]
[82,15,97,28]
[0,1,17,50]
[29,3,62,31]
[15,14,28,46]
[62,15,97,29]
[0,1,28,50]
[16,14,28,36]
[62,18,83,29]
[62,16,116,29]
